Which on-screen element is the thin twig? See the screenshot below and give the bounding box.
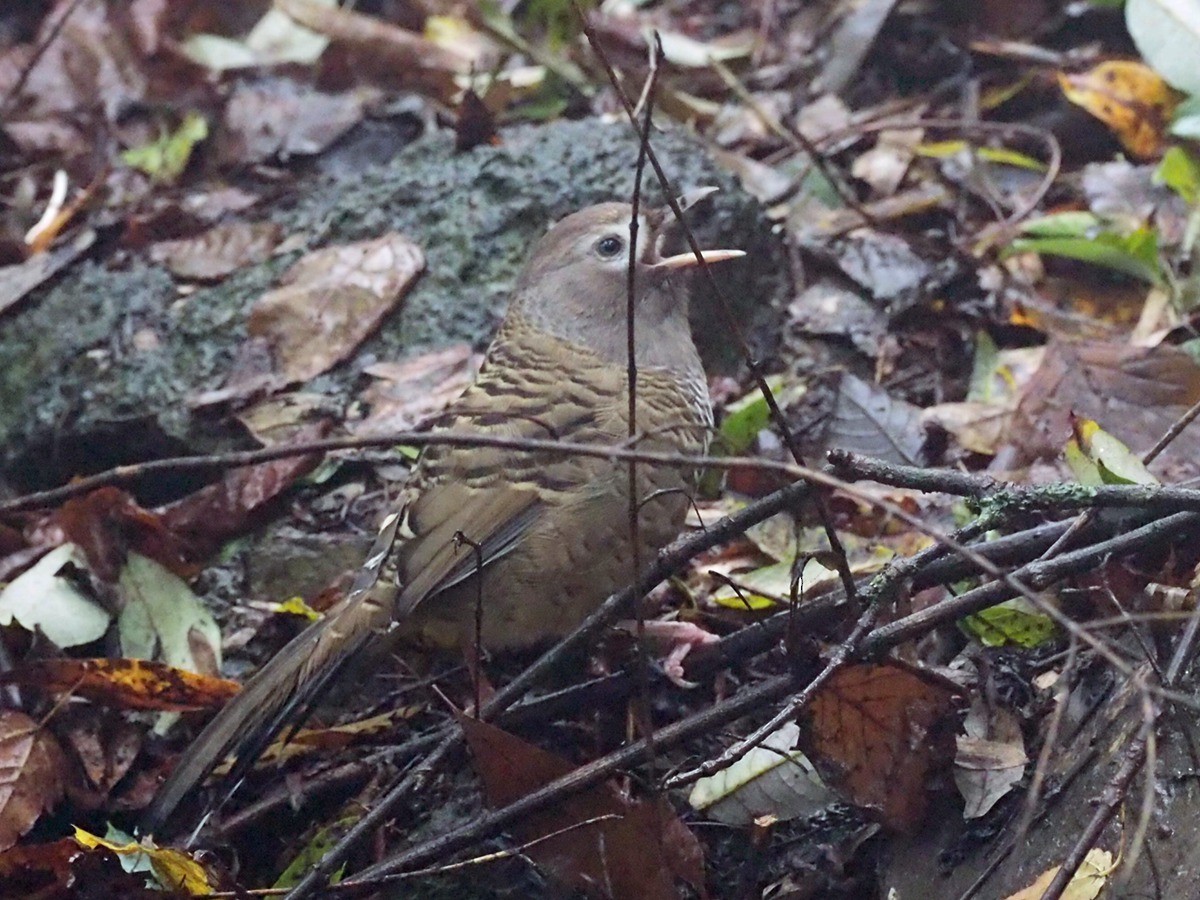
[624,31,659,780]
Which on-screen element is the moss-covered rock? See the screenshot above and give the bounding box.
[0,117,786,492]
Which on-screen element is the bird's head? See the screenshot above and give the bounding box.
[509,195,743,370]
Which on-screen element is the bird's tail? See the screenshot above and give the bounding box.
[140,513,404,836]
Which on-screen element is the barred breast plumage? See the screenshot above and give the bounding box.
[396,312,713,649]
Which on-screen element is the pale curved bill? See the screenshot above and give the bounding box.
[653,248,746,270]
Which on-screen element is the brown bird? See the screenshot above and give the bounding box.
[142,198,743,832]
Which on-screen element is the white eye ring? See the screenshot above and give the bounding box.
[595,235,624,259]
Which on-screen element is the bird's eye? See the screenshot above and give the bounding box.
[595,235,624,259]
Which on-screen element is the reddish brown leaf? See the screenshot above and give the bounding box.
[57,707,142,801]
[798,662,960,832]
[459,715,707,900]
[55,487,193,582]
[455,87,499,152]
[0,836,166,897]
[157,421,330,555]
[0,838,79,893]
[1009,340,1200,480]
[0,710,67,851]
[0,658,239,712]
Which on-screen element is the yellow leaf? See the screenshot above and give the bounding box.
[274,595,322,620]
[1003,848,1113,900]
[1058,60,1177,159]
[72,827,215,895]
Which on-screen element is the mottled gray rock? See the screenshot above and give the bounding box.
[0,117,786,491]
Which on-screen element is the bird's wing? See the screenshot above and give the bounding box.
[393,475,544,617]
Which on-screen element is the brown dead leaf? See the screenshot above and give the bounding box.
[157,421,330,556]
[954,699,1027,819]
[355,344,480,435]
[0,838,81,895]
[459,715,708,900]
[58,708,142,806]
[822,372,925,466]
[922,401,1014,456]
[0,710,66,851]
[0,229,96,317]
[247,234,424,385]
[798,662,960,832]
[0,836,161,897]
[0,0,206,162]
[276,0,475,97]
[56,487,194,582]
[0,658,239,712]
[1008,340,1200,480]
[455,87,499,152]
[149,221,281,281]
[2,0,146,120]
[216,78,367,166]
[212,707,420,775]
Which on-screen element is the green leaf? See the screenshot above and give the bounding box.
[961,598,1056,648]
[967,331,1000,402]
[1064,438,1104,486]
[916,140,1046,171]
[1180,336,1200,363]
[121,112,209,183]
[1154,146,1200,204]
[1072,418,1159,485]
[519,0,578,47]
[711,558,837,610]
[718,376,806,455]
[1171,96,1200,138]
[273,816,355,888]
[1009,212,1163,284]
[1016,210,1100,237]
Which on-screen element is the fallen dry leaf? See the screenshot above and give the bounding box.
[1008,340,1200,480]
[459,714,708,900]
[798,662,960,831]
[0,711,66,851]
[276,0,476,97]
[56,487,194,582]
[0,659,239,712]
[354,344,480,435]
[0,229,95,317]
[1059,60,1176,159]
[216,78,367,165]
[157,421,331,556]
[954,699,1028,819]
[149,221,282,281]
[57,708,142,801]
[247,234,424,385]
[74,825,216,895]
